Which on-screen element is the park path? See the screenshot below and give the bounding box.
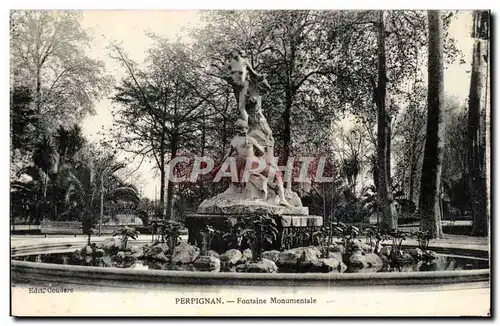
[10,233,488,252]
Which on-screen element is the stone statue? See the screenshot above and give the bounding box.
[196,47,305,215]
[187,47,323,247]
[224,49,271,126]
[219,119,291,207]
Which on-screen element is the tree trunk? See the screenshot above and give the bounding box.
[409,161,417,204]
[99,181,104,236]
[419,10,445,238]
[35,66,42,114]
[375,11,396,230]
[468,10,489,236]
[282,93,292,165]
[166,134,178,220]
[159,134,166,220]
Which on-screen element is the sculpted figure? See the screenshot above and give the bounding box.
[218,120,290,206]
[225,49,271,125]
[211,47,295,207]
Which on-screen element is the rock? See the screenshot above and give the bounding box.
[351,239,373,253]
[117,258,137,268]
[277,251,300,271]
[220,249,243,266]
[99,237,120,252]
[406,248,424,260]
[115,251,127,262]
[379,245,392,257]
[327,251,342,262]
[154,252,169,262]
[99,255,114,267]
[329,244,345,255]
[197,191,308,215]
[277,247,306,266]
[277,248,301,264]
[72,249,83,261]
[149,243,169,253]
[236,259,278,273]
[144,260,168,270]
[306,246,323,258]
[262,250,280,263]
[130,245,141,254]
[114,251,137,266]
[131,248,144,259]
[303,257,347,273]
[276,247,321,272]
[378,253,389,266]
[144,246,166,259]
[393,252,414,265]
[142,243,170,262]
[348,251,384,269]
[83,245,93,255]
[300,247,320,264]
[240,248,253,263]
[172,243,200,264]
[129,245,143,258]
[94,248,105,258]
[422,250,438,261]
[193,256,221,272]
[207,250,220,259]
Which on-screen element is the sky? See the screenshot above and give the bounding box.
[79,10,474,200]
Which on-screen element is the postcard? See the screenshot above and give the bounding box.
[10,9,491,317]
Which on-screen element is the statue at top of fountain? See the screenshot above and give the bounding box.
[196,47,307,216]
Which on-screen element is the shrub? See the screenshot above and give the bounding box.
[112,226,140,251]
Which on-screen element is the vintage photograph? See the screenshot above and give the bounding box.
[9,9,491,316]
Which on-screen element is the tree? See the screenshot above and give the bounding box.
[419,10,445,238]
[328,11,434,230]
[10,86,39,152]
[65,151,140,244]
[94,154,140,235]
[194,11,341,163]
[393,83,427,205]
[32,135,59,199]
[112,226,140,251]
[467,10,490,236]
[54,124,86,166]
[110,38,217,220]
[375,11,396,230]
[10,11,112,132]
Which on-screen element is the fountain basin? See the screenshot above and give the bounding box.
[11,239,490,288]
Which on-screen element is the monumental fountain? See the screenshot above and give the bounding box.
[185,49,322,248]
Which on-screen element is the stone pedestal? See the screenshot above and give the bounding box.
[187,187,323,252]
[185,213,323,252]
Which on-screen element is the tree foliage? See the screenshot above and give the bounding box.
[10,11,113,132]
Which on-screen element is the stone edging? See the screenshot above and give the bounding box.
[10,239,490,287]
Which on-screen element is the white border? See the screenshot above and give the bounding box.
[2,1,497,325]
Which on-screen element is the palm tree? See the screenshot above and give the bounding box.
[112,226,140,251]
[12,165,46,223]
[159,221,184,253]
[197,225,220,255]
[32,135,59,198]
[14,149,59,223]
[94,155,139,235]
[54,124,86,166]
[65,153,140,245]
[240,215,279,262]
[65,156,98,245]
